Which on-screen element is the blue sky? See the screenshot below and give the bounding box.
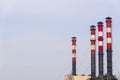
[0,0,120,80]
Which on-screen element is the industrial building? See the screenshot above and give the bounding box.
[64,17,118,80]
[64,75,91,80]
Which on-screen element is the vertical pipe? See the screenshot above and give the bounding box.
[98,22,104,76]
[90,25,96,79]
[72,37,77,75]
[106,17,113,76]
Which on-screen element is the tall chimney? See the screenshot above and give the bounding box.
[90,25,96,79]
[72,37,77,75]
[106,17,113,75]
[98,22,104,76]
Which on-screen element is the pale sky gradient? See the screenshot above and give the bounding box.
[0,0,120,80]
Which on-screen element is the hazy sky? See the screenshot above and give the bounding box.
[0,0,120,80]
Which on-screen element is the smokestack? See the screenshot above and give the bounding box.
[106,17,113,76]
[98,22,104,76]
[72,37,77,75]
[90,25,96,79]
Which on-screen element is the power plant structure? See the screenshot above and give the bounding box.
[72,37,77,75]
[64,17,118,80]
[98,22,104,76]
[90,25,96,80]
[106,17,113,76]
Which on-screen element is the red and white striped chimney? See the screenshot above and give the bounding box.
[98,22,104,76]
[106,17,113,75]
[72,37,77,75]
[90,25,96,79]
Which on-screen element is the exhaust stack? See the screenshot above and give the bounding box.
[106,17,113,76]
[98,22,104,76]
[72,37,77,75]
[90,25,96,79]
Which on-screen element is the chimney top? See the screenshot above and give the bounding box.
[90,25,96,28]
[106,17,112,19]
[72,37,76,40]
[98,21,103,24]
